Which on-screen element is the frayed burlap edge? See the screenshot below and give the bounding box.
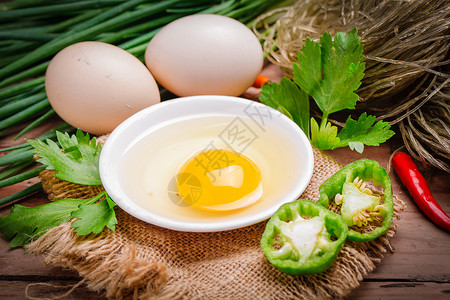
[26,223,168,299]
[26,147,405,300]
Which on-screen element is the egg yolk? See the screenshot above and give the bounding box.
[176,149,262,211]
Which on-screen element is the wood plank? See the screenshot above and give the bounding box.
[0,239,81,278]
[0,280,105,300]
[2,279,450,300]
[365,200,450,282]
[348,281,450,300]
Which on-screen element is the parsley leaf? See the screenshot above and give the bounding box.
[310,118,340,150]
[0,192,117,247]
[0,130,119,247]
[293,28,365,118]
[27,129,102,185]
[0,193,101,247]
[258,28,395,152]
[337,113,395,153]
[260,78,310,137]
[71,194,117,235]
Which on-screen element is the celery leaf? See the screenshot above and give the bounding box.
[0,192,115,247]
[71,194,117,235]
[293,28,365,117]
[337,113,395,152]
[310,118,340,150]
[260,78,310,137]
[0,197,93,247]
[27,129,102,185]
[255,29,394,153]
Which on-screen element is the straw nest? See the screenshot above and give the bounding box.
[253,0,449,172]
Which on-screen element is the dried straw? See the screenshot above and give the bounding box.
[253,0,449,101]
[398,75,450,172]
[253,0,450,172]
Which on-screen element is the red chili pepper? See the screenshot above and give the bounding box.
[392,152,450,231]
[252,74,270,88]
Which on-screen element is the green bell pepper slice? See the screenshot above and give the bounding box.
[261,199,348,275]
[317,159,394,242]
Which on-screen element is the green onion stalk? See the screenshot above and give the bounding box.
[0,0,293,205]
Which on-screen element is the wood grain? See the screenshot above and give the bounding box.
[0,280,105,299]
[349,281,450,299]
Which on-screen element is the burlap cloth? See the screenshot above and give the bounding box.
[27,141,405,300]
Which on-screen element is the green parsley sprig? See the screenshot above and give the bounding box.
[0,130,117,247]
[260,28,395,153]
[27,129,102,185]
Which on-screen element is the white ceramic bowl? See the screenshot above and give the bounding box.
[100,95,314,232]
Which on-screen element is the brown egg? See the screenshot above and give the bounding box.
[145,14,263,97]
[46,41,160,135]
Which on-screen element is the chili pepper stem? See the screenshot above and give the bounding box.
[252,74,270,88]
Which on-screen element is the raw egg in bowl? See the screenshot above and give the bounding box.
[99,96,314,232]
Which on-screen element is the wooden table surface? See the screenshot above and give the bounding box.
[1,66,449,299]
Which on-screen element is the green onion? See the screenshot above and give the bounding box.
[0,160,35,181]
[0,182,43,207]
[0,123,74,153]
[14,108,56,141]
[0,148,35,167]
[120,28,160,54]
[45,10,105,33]
[0,0,150,80]
[0,78,45,98]
[99,14,184,44]
[0,53,24,68]
[0,41,37,56]
[0,31,57,42]
[0,63,47,89]
[37,122,76,140]
[0,0,53,11]
[0,144,32,154]
[0,1,125,20]
[0,165,46,189]
[0,93,46,119]
[0,98,51,131]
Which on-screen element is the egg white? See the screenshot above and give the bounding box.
[119,115,300,223]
